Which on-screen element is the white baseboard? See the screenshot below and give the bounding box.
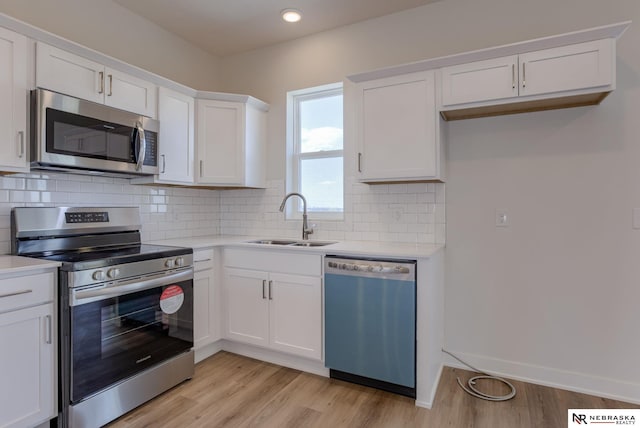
[442,350,640,405]
[415,363,443,409]
[194,341,224,363]
[203,340,330,377]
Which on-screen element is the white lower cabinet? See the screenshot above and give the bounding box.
[0,269,57,428]
[193,249,219,355]
[223,249,322,360]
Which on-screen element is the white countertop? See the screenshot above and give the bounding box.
[149,235,444,259]
[0,255,61,275]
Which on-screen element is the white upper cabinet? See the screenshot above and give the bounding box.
[157,88,195,184]
[0,27,28,172]
[133,87,195,186]
[355,70,443,183]
[440,39,616,119]
[441,55,519,106]
[36,42,156,117]
[518,39,614,97]
[196,97,267,188]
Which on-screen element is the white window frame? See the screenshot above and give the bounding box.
[285,82,344,221]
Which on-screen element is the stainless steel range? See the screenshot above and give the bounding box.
[11,207,194,428]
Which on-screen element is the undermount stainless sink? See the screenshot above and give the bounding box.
[290,241,336,247]
[245,239,337,247]
[247,239,299,245]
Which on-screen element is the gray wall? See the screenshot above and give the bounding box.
[218,0,640,401]
[0,0,638,402]
[0,0,221,89]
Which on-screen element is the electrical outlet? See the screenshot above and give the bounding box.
[495,209,509,227]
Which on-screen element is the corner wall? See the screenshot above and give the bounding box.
[0,0,221,89]
[217,0,640,403]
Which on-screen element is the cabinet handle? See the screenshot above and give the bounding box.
[262,280,266,299]
[99,71,104,94]
[108,74,113,96]
[17,131,24,158]
[358,152,362,173]
[45,315,52,344]
[522,63,526,88]
[200,160,204,177]
[195,258,212,263]
[161,154,166,173]
[268,280,273,300]
[0,289,32,299]
[511,64,516,90]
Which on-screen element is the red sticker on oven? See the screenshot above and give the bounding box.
[160,285,184,314]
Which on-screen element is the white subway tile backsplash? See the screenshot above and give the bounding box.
[0,171,444,251]
[0,172,221,253]
[217,178,445,245]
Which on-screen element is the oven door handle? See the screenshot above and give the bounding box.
[71,268,192,306]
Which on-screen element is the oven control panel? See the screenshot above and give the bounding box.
[65,211,110,223]
[69,254,194,288]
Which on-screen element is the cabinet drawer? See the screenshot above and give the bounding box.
[194,249,214,272]
[224,248,321,277]
[0,272,55,314]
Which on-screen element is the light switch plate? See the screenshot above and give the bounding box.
[633,208,640,230]
[496,209,509,227]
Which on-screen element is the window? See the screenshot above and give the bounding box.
[286,83,343,220]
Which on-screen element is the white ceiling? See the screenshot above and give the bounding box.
[114,0,441,57]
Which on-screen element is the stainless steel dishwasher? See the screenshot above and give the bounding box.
[324,256,416,398]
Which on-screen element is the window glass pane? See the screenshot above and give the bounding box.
[300,94,343,153]
[300,157,343,212]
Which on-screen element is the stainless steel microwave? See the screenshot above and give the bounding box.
[30,88,159,176]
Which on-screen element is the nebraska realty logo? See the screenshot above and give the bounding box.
[569,409,639,425]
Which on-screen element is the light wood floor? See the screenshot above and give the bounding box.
[107,351,637,428]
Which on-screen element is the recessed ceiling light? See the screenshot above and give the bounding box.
[281,9,302,23]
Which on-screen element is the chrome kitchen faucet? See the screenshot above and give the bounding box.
[279,192,314,240]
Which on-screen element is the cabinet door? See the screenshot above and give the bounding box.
[194,267,217,349]
[104,68,157,117]
[519,39,614,98]
[0,303,55,428]
[224,268,268,347]
[0,27,28,171]
[358,71,437,181]
[157,88,195,184]
[36,42,104,104]
[196,99,245,185]
[441,55,518,106]
[268,273,322,360]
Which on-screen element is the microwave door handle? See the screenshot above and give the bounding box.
[135,121,146,171]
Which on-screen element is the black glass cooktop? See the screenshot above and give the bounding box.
[42,244,192,271]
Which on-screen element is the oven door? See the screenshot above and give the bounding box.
[69,268,193,403]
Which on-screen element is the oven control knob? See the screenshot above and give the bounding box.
[107,268,120,279]
[175,257,185,267]
[92,270,106,281]
[165,259,175,268]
